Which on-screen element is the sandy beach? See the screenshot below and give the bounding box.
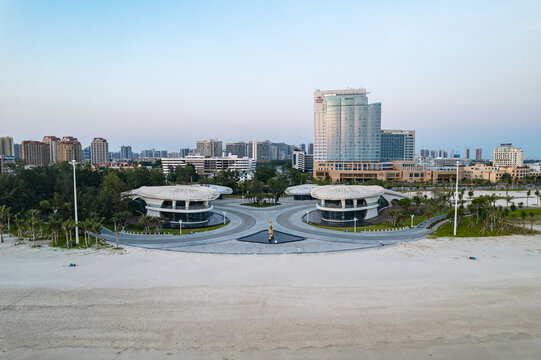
[1,235,541,359]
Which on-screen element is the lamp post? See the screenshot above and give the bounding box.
[71,160,79,245]
[353,217,358,233]
[453,160,459,236]
[411,214,414,228]
[223,211,227,225]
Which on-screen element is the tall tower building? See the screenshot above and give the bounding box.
[225,141,247,157]
[475,148,482,161]
[120,145,133,160]
[57,136,83,163]
[91,137,109,164]
[464,148,470,160]
[20,140,50,166]
[42,136,60,163]
[196,139,222,157]
[314,88,381,162]
[0,137,14,156]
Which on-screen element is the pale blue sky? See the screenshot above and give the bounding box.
[1,0,540,157]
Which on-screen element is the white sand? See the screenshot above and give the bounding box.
[1,235,541,359]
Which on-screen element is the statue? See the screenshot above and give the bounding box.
[268,219,275,243]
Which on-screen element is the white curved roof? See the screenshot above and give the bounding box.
[199,184,233,195]
[127,185,220,201]
[311,185,385,200]
[285,184,319,196]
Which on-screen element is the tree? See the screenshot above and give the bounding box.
[254,165,276,184]
[520,210,527,235]
[91,218,104,248]
[62,220,74,249]
[80,219,93,247]
[526,190,531,208]
[267,177,288,203]
[529,211,535,232]
[510,203,517,228]
[468,189,474,202]
[0,205,6,243]
[112,211,131,248]
[48,213,61,246]
[27,210,41,247]
[535,189,540,207]
[139,215,154,234]
[15,214,25,242]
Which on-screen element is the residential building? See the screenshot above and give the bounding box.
[475,148,482,161]
[225,141,247,157]
[57,136,83,163]
[162,155,255,176]
[120,145,133,160]
[0,137,14,156]
[463,163,536,183]
[299,143,306,152]
[493,144,524,167]
[380,129,415,161]
[42,136,60,163]
[91,137,109,164]
[82,146,91,160]
[292,150,313,173]
[14,144,20,160]
[196,139,222,157]
[20,140,50,166]
[307,143,314,155]
[252,140,271,160]
[180,148,191,157]
[464,148,470,160]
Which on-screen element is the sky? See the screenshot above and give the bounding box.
[1,0,540,158]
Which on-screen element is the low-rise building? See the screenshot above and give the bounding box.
[162,155,256,176]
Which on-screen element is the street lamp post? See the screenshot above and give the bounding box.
[223,211,227,225]
[178,219,182,234]
[411,214,414,228]
[453,161,459,236]
[71,160,79,245]
[353,217,358,233]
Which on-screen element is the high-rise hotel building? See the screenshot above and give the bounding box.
[42,136,60,163]
[314,89,381,162]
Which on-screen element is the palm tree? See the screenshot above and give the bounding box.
[529,211,535,232]
[4,206,11,233]
[526,190,531,208]
[0,205,6,243]
[520,211,527,235]
[62,220,73,249]
[511,203,517,227]
[48,213,61,246]
[139,215,154,234]
[15,215,25,242]
[27,210,41,247]
[535,189,540,207]
[79,219,91,247]
[468,189,474,202]
[92,219,103,248]
[112,211,130,249]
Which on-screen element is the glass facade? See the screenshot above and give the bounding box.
[314,89,381,162]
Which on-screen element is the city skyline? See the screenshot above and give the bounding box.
[1,1,540,157]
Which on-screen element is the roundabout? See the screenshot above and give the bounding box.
[101,196,440,254]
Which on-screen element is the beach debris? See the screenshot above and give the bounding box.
[68,263,77,267]
[469,256,476,260]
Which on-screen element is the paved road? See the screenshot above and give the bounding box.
[100,197,437,254]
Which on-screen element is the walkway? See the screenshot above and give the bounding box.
[99,197,438,254]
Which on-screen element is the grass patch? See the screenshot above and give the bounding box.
[304,214,428,232]
[123,221,229,235]
[431,218,539,237]
[240,202,281,208]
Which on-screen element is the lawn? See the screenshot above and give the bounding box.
[305,214,428,233]
[240,202,281,208]
[123,221,229,235]
[431,218,538,238]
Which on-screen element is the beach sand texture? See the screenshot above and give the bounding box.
[1,235,540,359]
